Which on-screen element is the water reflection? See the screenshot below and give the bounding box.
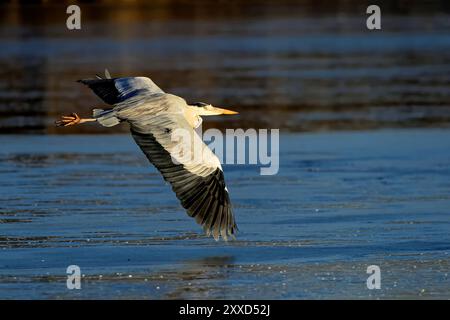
[164,256,235,299]
[1,1,450,133]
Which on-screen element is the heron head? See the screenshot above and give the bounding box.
[190,102,239,116]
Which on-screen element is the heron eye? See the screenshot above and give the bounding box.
[193,102,208,107]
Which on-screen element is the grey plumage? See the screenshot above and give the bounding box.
[78,75,237,240]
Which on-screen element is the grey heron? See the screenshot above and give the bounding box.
[55,71,238,240]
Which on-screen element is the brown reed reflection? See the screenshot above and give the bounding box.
[1,1,450,134]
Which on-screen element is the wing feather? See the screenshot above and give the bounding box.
[78,76,164,105]
[122,96,237,240]
[79,78,237,240]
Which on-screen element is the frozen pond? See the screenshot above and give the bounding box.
[0,129,449,299]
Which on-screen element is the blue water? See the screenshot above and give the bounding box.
[0,130,449,299]
[2,10,450,133]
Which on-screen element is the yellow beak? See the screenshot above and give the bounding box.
[216,107,239,115]
[195,105,239,116]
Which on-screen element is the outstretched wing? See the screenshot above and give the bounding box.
[115,95,237,240]
[79,77,238,240]
[78,76,165,105]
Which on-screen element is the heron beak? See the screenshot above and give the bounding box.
[216,107,239,115]
[196,106,239,116]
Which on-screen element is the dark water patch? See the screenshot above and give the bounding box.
[2,3,450,133]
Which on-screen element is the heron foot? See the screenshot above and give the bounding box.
[55,113,81,127]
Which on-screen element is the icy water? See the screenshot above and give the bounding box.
[1,1,450,300]
[0,130,449,299]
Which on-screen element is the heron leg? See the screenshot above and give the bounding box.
[55,113,97,127]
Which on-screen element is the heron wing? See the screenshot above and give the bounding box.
[117,95,237,240]
[78,76,165,105]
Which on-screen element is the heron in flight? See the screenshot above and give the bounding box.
[55,71,238,240]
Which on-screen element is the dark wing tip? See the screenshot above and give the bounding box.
[78,69,110,82]
[174,168,238,241]
[77,79,95,85]
[191,170,238,241]
[76,78,119,105]
[201,205,238,242]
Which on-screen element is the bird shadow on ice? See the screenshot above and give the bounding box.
[162,255,235,299]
